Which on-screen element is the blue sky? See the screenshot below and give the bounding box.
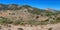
[0,0,60,10]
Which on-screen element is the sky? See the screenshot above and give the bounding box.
[0,0,60,10]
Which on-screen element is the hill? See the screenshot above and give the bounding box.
[0,4,60,25]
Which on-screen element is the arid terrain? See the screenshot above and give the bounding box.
[0,4,60,30]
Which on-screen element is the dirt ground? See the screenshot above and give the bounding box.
[0,23,60,30]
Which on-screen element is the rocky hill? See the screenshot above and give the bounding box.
[0,4,60,25]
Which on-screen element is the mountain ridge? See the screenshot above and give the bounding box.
[0,4,60,25]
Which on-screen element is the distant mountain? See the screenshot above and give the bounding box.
[45,8,58,12]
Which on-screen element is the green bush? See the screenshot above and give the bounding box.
[13,20,25,25]
[0,17,13,24]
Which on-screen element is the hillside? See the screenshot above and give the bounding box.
[0,4,60,25]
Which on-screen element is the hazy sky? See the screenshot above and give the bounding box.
[0,0,60,10]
